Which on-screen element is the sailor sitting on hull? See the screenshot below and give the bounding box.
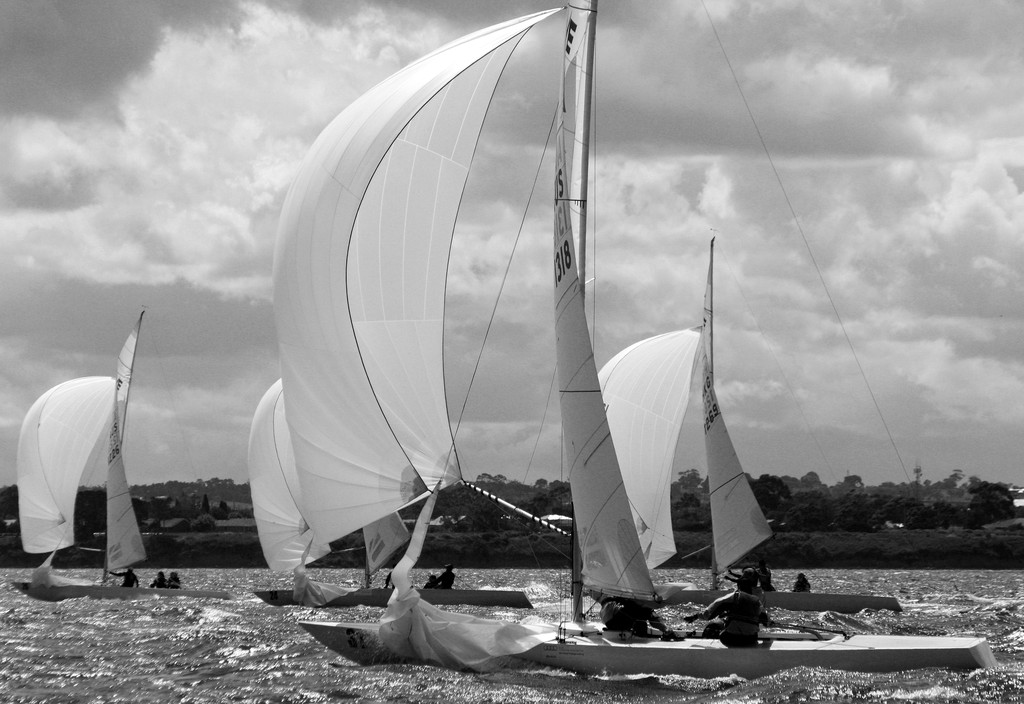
[684,568,769,647]
[599,596,676,640]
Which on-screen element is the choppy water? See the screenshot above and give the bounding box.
[1,567,1022,703]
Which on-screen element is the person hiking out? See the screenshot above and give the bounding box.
[684,568,768,647]
[599,596,676,640]
[436,564,456,589]
[109,568,139,588]
[150,571,167,588]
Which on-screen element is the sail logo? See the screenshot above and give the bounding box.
[564,18,577,55]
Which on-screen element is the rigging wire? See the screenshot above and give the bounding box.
[144,315,202,484]
[699,0,911,482]
[717,245,840,484]
[450,105,559,445]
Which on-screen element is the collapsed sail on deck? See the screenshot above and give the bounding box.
[272,9,559,546]
[598,329,702,569]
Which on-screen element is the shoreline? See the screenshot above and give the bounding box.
[2,528,1022,569]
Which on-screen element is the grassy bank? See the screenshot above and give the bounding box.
[2,528,1022,570]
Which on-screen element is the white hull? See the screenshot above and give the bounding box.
[13,581,233,602]
[662,589,902,613]
[299,620,995,679]
[254,587,532,609]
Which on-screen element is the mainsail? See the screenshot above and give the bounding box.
[554,0,655,605]
[700,242,773,578]
[598,329,702,569]
[272,9,559,546]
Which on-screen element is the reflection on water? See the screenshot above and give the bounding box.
[0,567,1022,704]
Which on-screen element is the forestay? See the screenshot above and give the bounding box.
[273,9,559,545]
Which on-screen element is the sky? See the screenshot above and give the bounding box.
[1,0,1023,492]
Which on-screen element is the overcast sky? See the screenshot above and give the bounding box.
[2,1,1022,492]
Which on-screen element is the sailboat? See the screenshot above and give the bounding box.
[596,245,902,613]
[274,2,994,678]
[13,313,232,602]
[247,380,531,608]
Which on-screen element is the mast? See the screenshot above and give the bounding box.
[575,0,597,299]
[706,239,718,590]
[561,0,599,623]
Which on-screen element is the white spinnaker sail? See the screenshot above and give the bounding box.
[17,376,115,553]
[273,9,558,545]
[105,402,146,570]
[554,0,655,603]
[248,380,331,572]
[701,243,773,573]
[599,329,702,569]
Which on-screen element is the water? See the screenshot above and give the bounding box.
[1,567,1022,703]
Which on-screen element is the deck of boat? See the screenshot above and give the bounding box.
[298,619,996,679]
[254,587,533,609]
[12,581,234,602]
[660,588,902,613]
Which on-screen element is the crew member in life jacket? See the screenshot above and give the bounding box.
[599,596,676,640]
[684,568,768,647]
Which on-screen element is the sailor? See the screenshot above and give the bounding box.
[756,559,776,592]
[167,572,181,589]
[435,564,456,589]
[109,567,139,588]
[684,568,768,647]
[792,573,811,592]
[423,574,439,589]
[150,571,168,588]
[599,596,675,640]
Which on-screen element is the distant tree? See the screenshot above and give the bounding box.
[799,472,823,491]
[966,481,1015,528]
[190,513,216,532]
[750,474,791,513]
[674,468,704,493]
[781,491,833,531]
[0,485,18,518]
[833,493,877,532]
[533,478,549,491]
[201,494,211,515]
[74,488,106,540]
[835,475,864,494]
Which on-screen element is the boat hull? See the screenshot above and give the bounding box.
[12,581,233,602]
[299,620,995,679]
[662,589,902,613]
[254,587,533,609]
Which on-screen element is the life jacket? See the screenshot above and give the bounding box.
[722,591,764,637]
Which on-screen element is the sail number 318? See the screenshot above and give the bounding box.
[554,240,573,285]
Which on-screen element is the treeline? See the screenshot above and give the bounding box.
[0,478,253,538]
[1,470,1020,540]
[436,469,1022,534]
